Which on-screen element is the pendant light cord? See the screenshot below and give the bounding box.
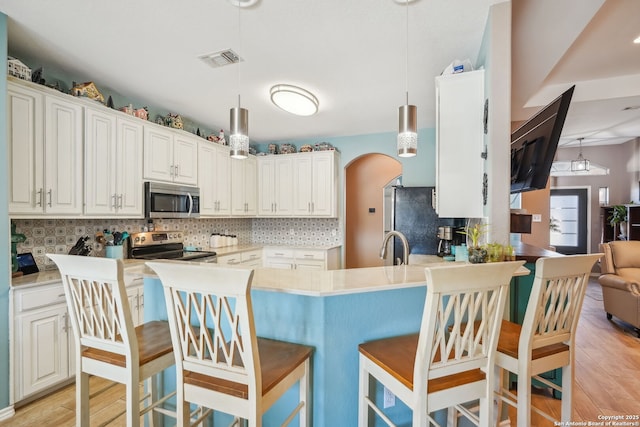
[237,2,242,109]
[405,0,409,105]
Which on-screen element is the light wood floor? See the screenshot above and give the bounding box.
[1,280,638,426]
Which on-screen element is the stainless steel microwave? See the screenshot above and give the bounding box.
[144,182,200,219]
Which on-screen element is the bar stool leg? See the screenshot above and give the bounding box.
[77,371,90,427]
[561,361,574,422]
[516,371,531,427]
[358,364,370,427]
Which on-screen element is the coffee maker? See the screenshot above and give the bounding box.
[437,226,454,257]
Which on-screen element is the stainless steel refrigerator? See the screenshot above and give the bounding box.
[386,186,463,264]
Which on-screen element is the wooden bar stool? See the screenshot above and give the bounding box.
[493,254,602,426]
[147,261,313,427]
[47,254,175,427]
[358,261,524,427]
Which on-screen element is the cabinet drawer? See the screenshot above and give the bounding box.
[218,254,242,265]
[241,250,262,263]
[16,283,66,312]
[294,249,326,261]
[264,248,295,259]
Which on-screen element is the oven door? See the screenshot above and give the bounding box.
[145,182,200,218]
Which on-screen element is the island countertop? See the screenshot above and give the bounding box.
[141,261,530,297]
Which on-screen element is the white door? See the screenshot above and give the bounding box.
[173,135,198,185]
[143,127,174,182]
[20,306,70,397]
[214,146,232,215]
[274,156,294,215]
[311,152,335,216]
[7,83,44,214]
[292,155,313,216]
[44,96,83,215]
[117,118,144,216]
[257,157,276,215]
[84,107,117,215]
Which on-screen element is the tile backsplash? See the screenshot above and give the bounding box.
[13,217,341,270]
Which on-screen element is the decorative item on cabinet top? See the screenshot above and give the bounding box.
[71,81,105,103]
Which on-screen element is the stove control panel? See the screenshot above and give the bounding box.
[130,231,184,247]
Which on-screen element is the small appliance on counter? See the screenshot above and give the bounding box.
[437,226,454,257]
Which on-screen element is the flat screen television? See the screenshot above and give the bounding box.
[510,85,575,193]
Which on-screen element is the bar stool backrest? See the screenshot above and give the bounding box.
[414,261,525,396]
[148,262,259,410]
[522,254,602,353]
[48,254,137,362]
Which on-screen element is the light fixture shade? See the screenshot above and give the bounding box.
[270,84,319,116]
[570,156,590,172]
[397,104,417,157]
[229,106,249,159]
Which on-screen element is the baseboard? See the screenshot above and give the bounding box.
[0,405,15,421]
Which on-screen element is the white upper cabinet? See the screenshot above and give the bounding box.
[84,107,144,216]
[198,142,232,216]
[292,151,338,217]
[8,80,83,216]
[257,155,294,216]
[231,156,257,216]
[435,70,485,218]
[143,126,198,185]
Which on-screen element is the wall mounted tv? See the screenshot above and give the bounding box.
[510,85,575,193]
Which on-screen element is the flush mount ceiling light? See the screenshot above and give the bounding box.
[228,0,259,7]
[270,84,319,116]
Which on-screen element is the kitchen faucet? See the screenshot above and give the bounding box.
[379,230,410,265]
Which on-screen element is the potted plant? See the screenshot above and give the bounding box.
[608,205,628,239]
[458,222,488,263]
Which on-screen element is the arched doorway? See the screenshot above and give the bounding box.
[345,153,402,268]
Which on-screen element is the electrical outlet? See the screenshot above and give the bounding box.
[331,229,337,237]
[532,214,542,223]
[383,386,395,408]
[289,228,295,236]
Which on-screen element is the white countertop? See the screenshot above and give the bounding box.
[142,260,530,297]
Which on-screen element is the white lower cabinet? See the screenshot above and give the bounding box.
[217,249,263,268]
[12,281,73,402]
[12,272,145,402]
[263,247,340,270]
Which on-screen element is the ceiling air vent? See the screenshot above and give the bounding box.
[198,49,242,68]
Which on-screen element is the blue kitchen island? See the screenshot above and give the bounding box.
[143,263,529,426]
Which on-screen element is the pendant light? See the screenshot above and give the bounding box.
[229,1,249,159]
[397,0,417,157]
[570,137,589,172]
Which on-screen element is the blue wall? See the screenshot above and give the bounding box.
[255,127,436,187]
[1,11,11,412]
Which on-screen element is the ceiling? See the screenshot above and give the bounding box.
[2,0,640,147]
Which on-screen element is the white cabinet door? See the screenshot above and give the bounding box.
[310,151,337,216]
[198,142,232,216]
[435,70,485,218]
[257,157,276,215]
[144,127,198,185]
[8,81,83,216]
[257,156,294,216]
[173,134,198,185]
[84,107,117,215]
[19,305,70,398]
[292,155,313,216]
[85,110,144,216]
[126,285,144,327]
[116,117,144,216]
[231,157,257,216]
[7,82,44,215]
[143,126,174,182]
[44,96,83,215]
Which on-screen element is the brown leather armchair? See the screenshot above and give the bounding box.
[598,241,640,337]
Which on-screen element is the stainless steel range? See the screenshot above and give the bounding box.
[128,231,217,263]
